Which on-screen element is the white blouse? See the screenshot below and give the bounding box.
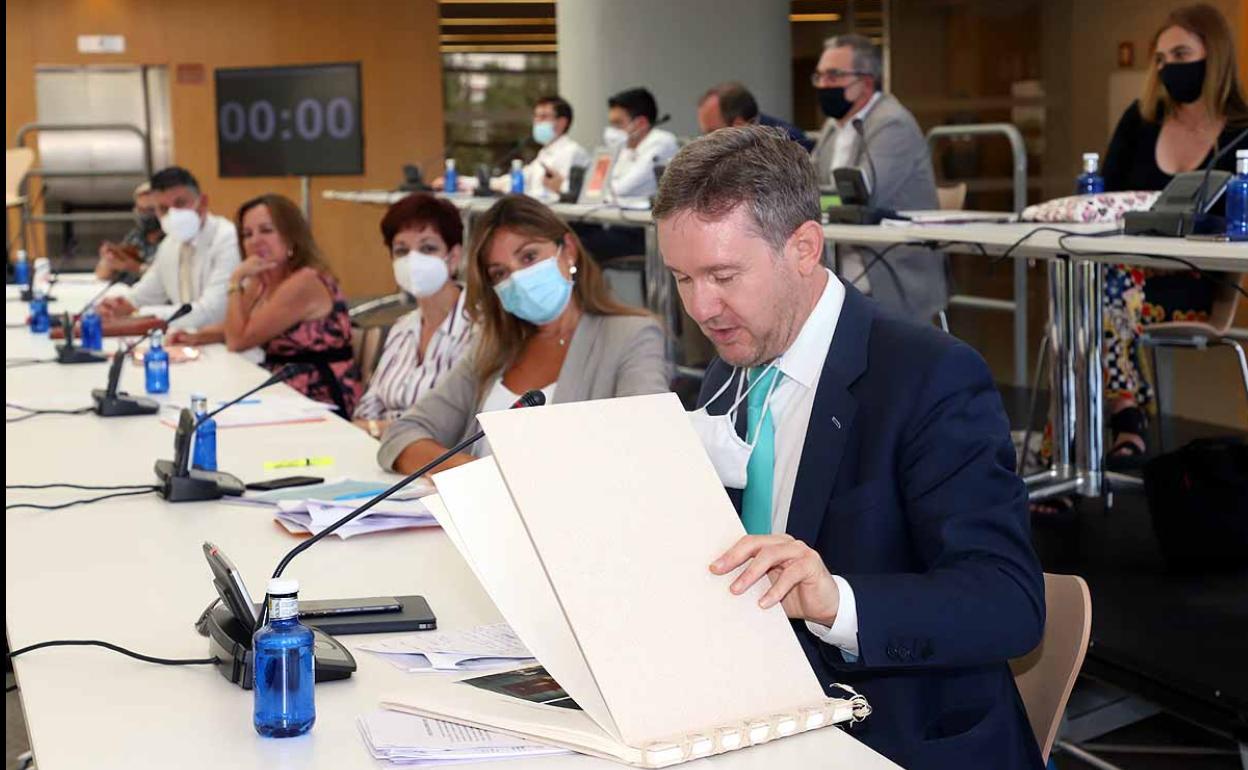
[354,288,474,421]
[472,378,557,457]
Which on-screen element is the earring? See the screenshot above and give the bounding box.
[569,264,578,277]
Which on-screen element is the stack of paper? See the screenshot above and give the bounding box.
[382,394,884,768]
[230,479,440,539]
[359,709,569,765]
[158,393,334,428]
[359,624,534,673]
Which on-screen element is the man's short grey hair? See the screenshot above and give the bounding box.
[653,125,820,254]
[824,33,883,85]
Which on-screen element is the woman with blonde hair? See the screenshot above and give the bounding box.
[378,194,669,474]
[1100,2,1247,465]
[169,193,362,415]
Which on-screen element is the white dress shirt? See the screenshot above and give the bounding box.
[741,269,860,657]
[608,127,679,200]
[828,91,882,292]
[125,213,239,329]
[525,134,591,199]
[354,288,475,421]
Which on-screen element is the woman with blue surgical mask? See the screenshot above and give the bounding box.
[377,195,671,475]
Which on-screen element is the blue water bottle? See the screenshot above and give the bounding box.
[80,307,104,351]
[14,250,30,286]
[1226,149,1248,242]
[253,577,316,738]
[444,158,457,194]
[1076,152,1105,195]
[29,291,50,333]
[191,393,217,471]
[510,158,525,194]
[144,329,170,394]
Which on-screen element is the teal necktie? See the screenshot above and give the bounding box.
[741,366,780,535]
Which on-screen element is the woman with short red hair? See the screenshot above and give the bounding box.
[353,193,474,438]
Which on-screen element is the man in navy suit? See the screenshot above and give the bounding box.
[654,125,1045,769]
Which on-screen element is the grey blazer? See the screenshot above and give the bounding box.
[812,93,949,322]
[377,313,670,470]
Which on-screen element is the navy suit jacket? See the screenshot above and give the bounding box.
[698,282,1045,769]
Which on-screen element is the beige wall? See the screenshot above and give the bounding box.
[6,0,444,298]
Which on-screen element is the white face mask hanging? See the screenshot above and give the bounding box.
[686,362,781,489]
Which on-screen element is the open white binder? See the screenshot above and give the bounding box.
[382,393,882,767]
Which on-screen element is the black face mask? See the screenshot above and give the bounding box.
[135,212,162,236]
[817,87,854,120]
[1159,59,1206,104]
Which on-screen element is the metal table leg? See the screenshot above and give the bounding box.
[643,222,680,363]
[1027,257,1084,499]
[1075,259,1104,497]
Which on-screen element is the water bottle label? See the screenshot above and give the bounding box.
[269,595,299,620]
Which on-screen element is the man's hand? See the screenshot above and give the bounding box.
[96,295,137,319]
[710,534,840,626]
[542,167,564,194]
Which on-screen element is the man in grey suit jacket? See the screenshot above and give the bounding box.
[811,34,948,322]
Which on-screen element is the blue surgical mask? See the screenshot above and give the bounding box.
[532,120,557,146]
[495,249,573,325]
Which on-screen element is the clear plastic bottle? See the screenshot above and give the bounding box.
[144,329,170,394]
[1226,149,1248,242]
[80,307,104,351]
[443,158,458,195]
[253,577,316,738]
[510,158,525,194]
[14,250,30,286]
[191,393,217,471]
[1075,152,1105,195]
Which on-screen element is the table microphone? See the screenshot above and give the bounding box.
[91,303,193,417]
[1190,126,1248,231]
[156,364,317,503]
[255,389,547,626]
[55,276,126,365]
[826,119,905,226]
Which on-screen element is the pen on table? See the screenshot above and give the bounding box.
[263,456,334,470]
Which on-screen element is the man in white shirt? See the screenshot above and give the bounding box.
[97,166,240,330]
[810,34,947,322]
[521,96,590,199]
[654,126,1044,770]
[604,87,678,201]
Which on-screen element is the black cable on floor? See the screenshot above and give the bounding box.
[9,640,217,667]
[6,487,159,512]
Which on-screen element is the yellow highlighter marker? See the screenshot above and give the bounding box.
[264,456,335,470]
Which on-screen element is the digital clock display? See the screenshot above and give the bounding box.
[215,63,363,177]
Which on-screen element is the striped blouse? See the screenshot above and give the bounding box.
[354,287,474,421]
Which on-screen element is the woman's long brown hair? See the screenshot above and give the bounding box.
[464,195,649,391]
[236,193,333,277]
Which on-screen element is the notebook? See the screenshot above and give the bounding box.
[382,394,887,768]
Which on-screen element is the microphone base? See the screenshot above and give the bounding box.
[203,604,355,689]
[154,459,246,502]
[1123,210,1224,237]
[57,346,109,365]
[825,205,896,225]
[92,388,160,417]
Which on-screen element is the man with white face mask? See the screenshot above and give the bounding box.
[487,96,590,200]
[96,166,240,330]
[604,87,678,201]
[656,127,1044,770]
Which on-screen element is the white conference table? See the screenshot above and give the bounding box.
[821,221,1248,502]
[6,280,893,768]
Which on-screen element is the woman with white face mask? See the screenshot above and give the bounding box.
[352,194,474,438]
[376,195,671,475]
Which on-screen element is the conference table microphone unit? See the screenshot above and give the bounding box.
[91,303,193,417]
[55,276,125,365]
[1124,127,1247,237]
[198,389,548,689]
[825,118,906,226]
[155,364,315,503]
